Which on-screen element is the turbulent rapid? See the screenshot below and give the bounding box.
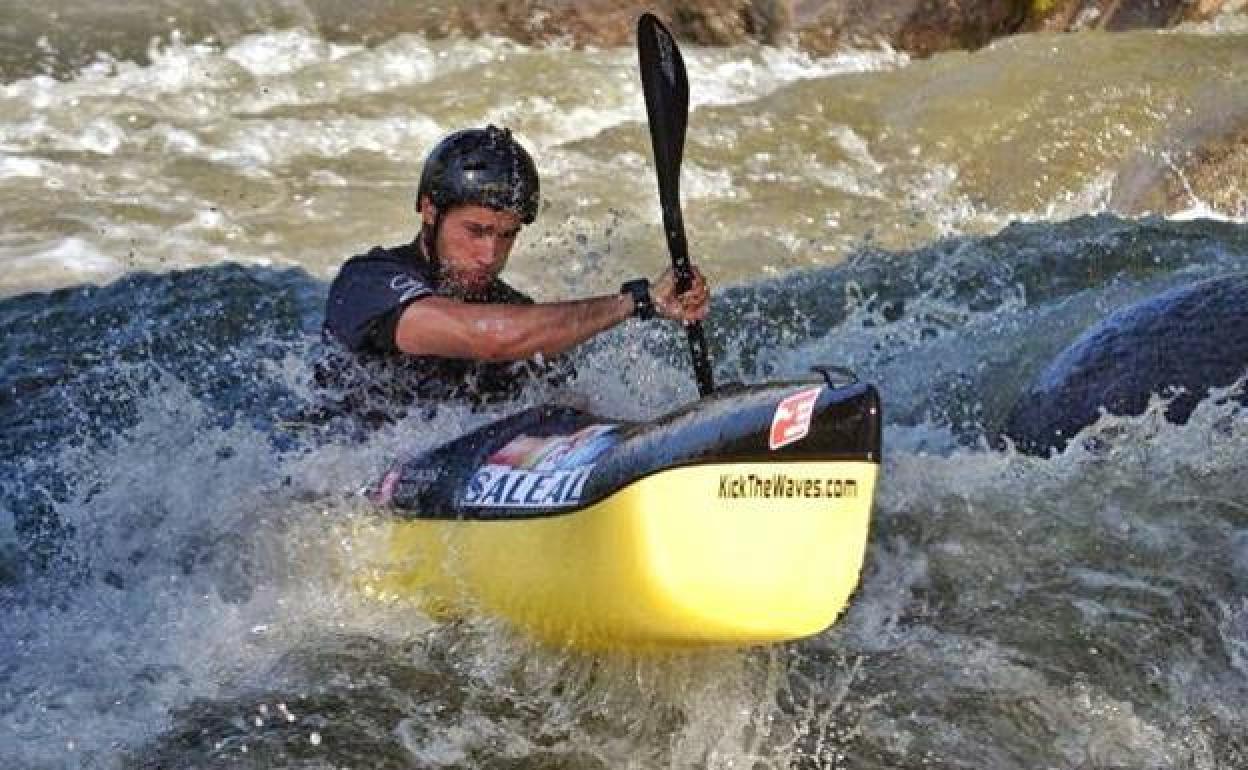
[2,8,1247,769]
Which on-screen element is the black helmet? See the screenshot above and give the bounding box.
[416,125,540,224]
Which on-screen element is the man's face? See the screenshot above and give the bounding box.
[421,197,523,296]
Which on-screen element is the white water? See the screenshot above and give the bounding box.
[3,17,1248,770]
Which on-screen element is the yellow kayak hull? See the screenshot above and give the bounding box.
[367,460,876,651]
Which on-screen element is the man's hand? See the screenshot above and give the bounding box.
[652,266,710,324]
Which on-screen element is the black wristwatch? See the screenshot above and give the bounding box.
[620,278,656,321]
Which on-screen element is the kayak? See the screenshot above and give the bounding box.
[361,16,883,652]
[364,375,881,651]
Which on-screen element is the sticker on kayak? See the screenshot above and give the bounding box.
[769,386,823,450]
[485,424,618,471]
[462,424,619,508]
[462,465,595,509]
[371,465,441,506]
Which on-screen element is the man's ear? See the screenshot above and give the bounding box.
[418,194,437,227]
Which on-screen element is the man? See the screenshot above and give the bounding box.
[320,125,710,420]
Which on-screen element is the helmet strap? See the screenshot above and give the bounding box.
[419,200,444,268]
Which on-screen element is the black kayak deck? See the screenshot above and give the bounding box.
[373,379,881,520]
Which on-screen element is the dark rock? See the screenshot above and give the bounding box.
[1004,273,1248,455]
[5,1,1244,82]
[793,0,1029,57]
[1165,126,1248,219]
[1024,0,1232,33]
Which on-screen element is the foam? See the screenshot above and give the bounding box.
[0,155,43,178]
[10,237,122,278]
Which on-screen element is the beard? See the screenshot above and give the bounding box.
[422,230,490,299]
[437,264,493,300]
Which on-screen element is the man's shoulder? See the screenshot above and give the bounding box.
[329,241,437,300]
[324,241,436,351]
[339,242,429,275]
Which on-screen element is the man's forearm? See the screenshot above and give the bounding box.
[474,294,635,360]
[396,293,634,361]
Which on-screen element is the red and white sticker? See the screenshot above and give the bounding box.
[769,386,823,450]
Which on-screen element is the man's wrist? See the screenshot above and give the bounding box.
[619,278,656,321]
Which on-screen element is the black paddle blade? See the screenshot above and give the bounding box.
[637,12,715,398]
[637,12,688,210]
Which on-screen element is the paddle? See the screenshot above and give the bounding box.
[637,12,715,397]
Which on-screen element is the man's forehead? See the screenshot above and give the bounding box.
[450,204,522,228]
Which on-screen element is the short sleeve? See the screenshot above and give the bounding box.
[324,250,434,351]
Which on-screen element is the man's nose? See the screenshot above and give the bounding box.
[479,236,507,263]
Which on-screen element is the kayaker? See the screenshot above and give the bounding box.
[318,124,710,420]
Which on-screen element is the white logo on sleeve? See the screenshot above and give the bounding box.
[390,275,430,303]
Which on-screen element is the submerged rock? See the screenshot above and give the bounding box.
[1004,272,1248,455]
[1166,126,1248,219]
[0,264,322,569]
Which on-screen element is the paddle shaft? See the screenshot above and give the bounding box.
[638,13,715,397]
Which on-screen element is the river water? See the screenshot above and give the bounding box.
[2,7,1248,769]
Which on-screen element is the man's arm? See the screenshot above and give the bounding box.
[395,293,635,361]
[394,266,711,362]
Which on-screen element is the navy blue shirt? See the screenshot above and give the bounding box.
[318,241,573,422]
